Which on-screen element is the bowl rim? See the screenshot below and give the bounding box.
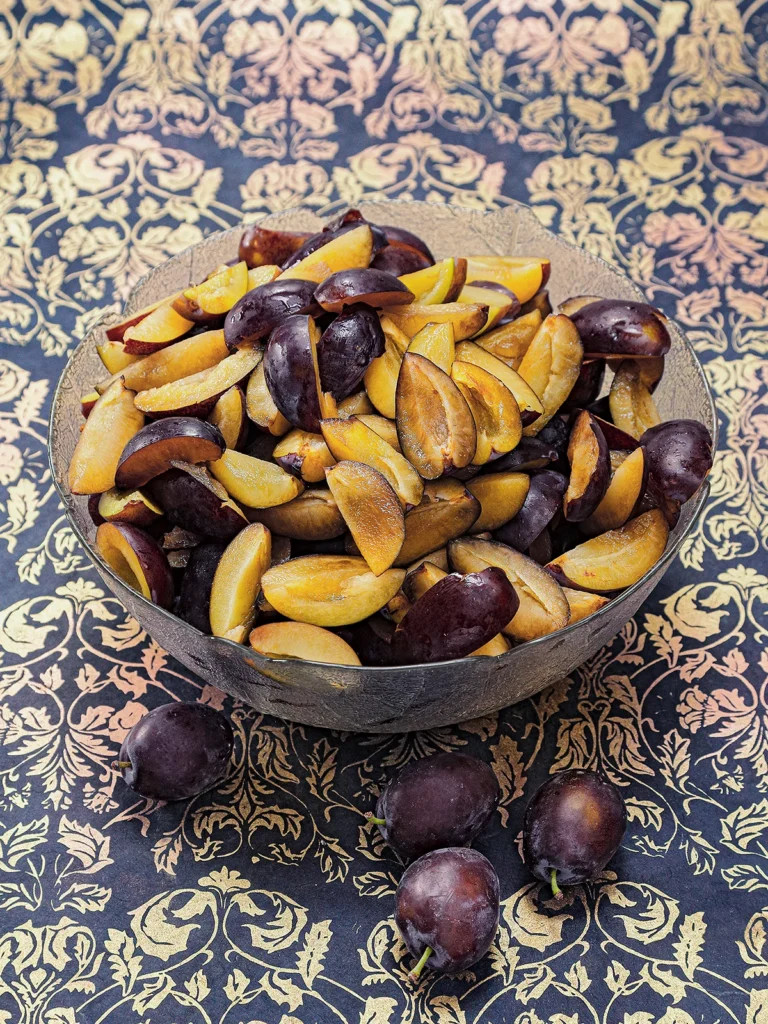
[49,199,717,676]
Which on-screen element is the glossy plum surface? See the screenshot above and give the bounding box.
[639,419,713,504]
[495,471,567,551]
[223,279,318,348]
[318,305,385,399]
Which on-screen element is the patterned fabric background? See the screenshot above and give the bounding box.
[0,1,767,1021]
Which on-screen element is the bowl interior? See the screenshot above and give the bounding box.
[49,201,715,732]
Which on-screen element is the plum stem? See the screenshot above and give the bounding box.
[550,868,564,901]
[408,946,432,983]
[112,761,131,771]
[365,813,386,826]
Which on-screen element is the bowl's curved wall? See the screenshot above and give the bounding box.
[49,201,715,732]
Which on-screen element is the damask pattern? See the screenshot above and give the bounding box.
[0,0,767,1021]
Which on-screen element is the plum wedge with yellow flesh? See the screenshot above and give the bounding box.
[396,353,476,479]
[96,522,174,608]
[208,386,247,449]
[399,258,466,304]
[248,489,345,541]
[97,340,139,375]
[640,419,713,504]
[69,378,145,495]
[356,415,400,450]
[115,417,226,490]
[337,391,375,417]
[546,509,669,592]
[98,487,163,527]
[209,449,303,508]
[402,560,448,603]
[382,302,488,341]
[494,471,566,552]
[273,430,335,483]
[318,304,385,399]
[451,360,522,465]
[563,411,610,522]
[563,588,611,624]
[517,314,584,435]
[407,321,455,374]
[464,256,549,303]
[134,346,262,418]
[454,342,543,426]
[264,315,332,432]
[391,567,518,664]
[581,446,646,536]
[280,223,373,284]
[449,536,570,642]
[239,225,312,268]
[325,461,405,575]
[475,311,542,369]
[363,316,410,418]
[122,303,193,354]
[209,523,271,643]
[467,472,530,532]
[315,269,413,312]
[106,296,166,342]
[458,281,518,332]
[396,479,480,566]
[261,555,405,627]
[321,415,423,510]
[148,463,247,540]
[118,329,230,393]
[249,621,361,665]
[173,261,248,322]
[609,359,662,440]
[246,360,291,436]
[569,299,670,359]
[224,278,318,349]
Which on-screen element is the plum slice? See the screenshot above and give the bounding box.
[363,316,410,419]
[97,487,163,527]
[246,360,291,436]
[248,488,345,541]
[317,304,385,399]
[396,353,476,478]
[177,541,227,632]
[173,262,249,322]
[371,246,432,276]
[69,378,145,495]
[391,567,518,664]
[563,588,611,624]
[356,415,400,450]
[454,342,543,425]
[563,411,610,522]
[134,346,262,417]
[396,478,480,566]
[475,310,542,369]
[325,461,405,576]
[122,302,193,354]
[466,472,530,533]
[209,449,303,508]
[337,391,375,417]
[458,281,519,333]
[383,302,488,341]
[264,314,333,432]
[208,385,248,449]
[449,536,570,642]
[273,429,336,483]
[489,437,560,474]
[280,223,373,284]
[209,522,271,643]
[119,329,229,393]
[517,314,584,435]
[321,415,423,510]
[315,268,413,311]
[558,294,604,317]
[451,360,522,465]
[406,548,449,573]
[224,278,319,350]
[81,390,100,418]
[96,522,174,608]
[97,339,139,375]
[249,621,361,666]
[609,358,662,440]
[495,470,567,551]
[639,419,713,504]
[546,509,670,592]
[148,463,248,540]
[406,322,455,375]
[399,258,467,304]
[106,296,167,342]
[261,554,405,627]
[569,299,671,358]
[562,358,606,413]
[239,224,312,268]
[115,417,226,489]
[464,256,550,304]
[581,446,646,536]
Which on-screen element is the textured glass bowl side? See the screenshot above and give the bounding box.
[49,201,715,733]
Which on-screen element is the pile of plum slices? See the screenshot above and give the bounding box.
[69,208,713,667]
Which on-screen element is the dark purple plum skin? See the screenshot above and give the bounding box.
[564,413,610,523]
[469,280,521,320]
[315,268,413,311]
[488,437,560,474]
[570,299,671,358]
[379,224,435,263]
[371,246,432,276]
[115,417,225,489]
[148,467,245,540]
[523,768,627,886]
[176,541,226,633]
[117,702,233,801]
[495,471,567,551]
[318,304,385,399]
[375,751,500,863]
[263,315,322,432]
[590,415,640,453]
[88,494,105,527]
[395,848,500,975]
[224,279,318,349]
[527,527,553,565]
[238,225,311,268]
[562,359,606,414]
[639,419,713,504]
[338,615,397,666]
[391,567,518,665]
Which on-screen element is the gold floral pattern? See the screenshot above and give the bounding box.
[0,0,767,1020]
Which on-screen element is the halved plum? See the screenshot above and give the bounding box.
[545,509,669,592]
[396,479,480,566]
[391,567,518,664]
[173,262,249,322]
[495,470,567,551]
[148,463,248,540]
[122,302,193,354]
[208,386,248,449]
[609,359,662,440]
[581,446,646,536]
[363,316,410,419]
[209,522,271,643]
[248,488,345,540]
[318,304,385,399]
[280,223,373,284]
[474,310,542,369]
[569,299,671,359]
[119,329,229,393]
[454,342,543,426]
[407,321,455,375]
[176,541,226,632]
[315,269,413,312]
[224,278,318,349]
[466,472,530,532]
[246,360,291,436]
[396,353,476,478]
[451,360,522,465]
[563,411,610,522]
[134,346,262,418]
[96,522,174,608]
[325,461,405,576]
[249,621,361,665]
[209,449,303,508]
[273,430,336,483]
[383,302,488,341]
[69,378,145,495]
[517,314,584,435]
[261,555,405,627]
[239,224,313,268]
[264,314,330,432]
[115,417,226,489]
[399,258,467,305]
[97,487,163,527]
[639,419,713,504]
